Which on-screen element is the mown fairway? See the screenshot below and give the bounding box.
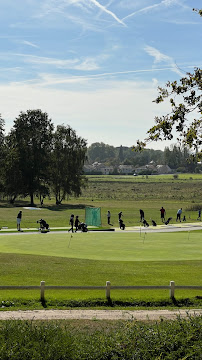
[0,231,201,304]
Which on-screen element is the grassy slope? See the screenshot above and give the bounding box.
[0,232,201,303]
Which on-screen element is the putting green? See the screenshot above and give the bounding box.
[0,231,201,261]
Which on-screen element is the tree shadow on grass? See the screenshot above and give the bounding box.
[0,200,94,211]
[45,204,93,211]
[0,200,31,208]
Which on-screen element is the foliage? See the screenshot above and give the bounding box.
[87,142,197,171]
[0,317,201,359]
[87,142,116,163]
[51,125,87,204]
[135,68,202,160]
[0,109,87,205]
[134,10,202,159]
[8,109,54,205]
[0,115,5,193]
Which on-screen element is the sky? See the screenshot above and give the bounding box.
[0,0,202,149]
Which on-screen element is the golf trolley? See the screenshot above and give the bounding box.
[37,219,50,233]
[78,222,88,232]
[119,219,125,230]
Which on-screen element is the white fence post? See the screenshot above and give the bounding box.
[170,281,175,298]
[106,281,111,299]
[40,281,45,302]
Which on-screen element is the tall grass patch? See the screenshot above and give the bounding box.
[0,317,201,359]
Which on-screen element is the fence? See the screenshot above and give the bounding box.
[0,281,202,302]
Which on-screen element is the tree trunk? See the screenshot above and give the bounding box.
[30,193,34,206]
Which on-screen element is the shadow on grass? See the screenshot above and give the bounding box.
[1,297,202,310]
[0,201,92,211]
[45,204,90,211]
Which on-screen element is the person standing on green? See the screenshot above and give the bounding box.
[160,207,166,222]
[17,211,22,231]
[68,214,74,233]
[176,208,182,222]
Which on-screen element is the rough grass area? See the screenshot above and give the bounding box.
[0,317,201,359]
[0,174,201,228]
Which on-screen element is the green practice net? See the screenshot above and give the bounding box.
[85,207,101,227]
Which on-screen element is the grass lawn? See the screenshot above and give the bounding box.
[0,231,201,306]
[0,174,201,308]
[0,231,201,261]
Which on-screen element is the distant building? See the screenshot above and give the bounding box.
[118,165,135,174]
[84,163,114,174]
[156,165,172,174]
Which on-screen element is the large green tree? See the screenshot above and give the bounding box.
[10,109,54,205]
[0,115,5,194]
[135,9,202,160]
[3,132,24,203]
[51,124,87,204]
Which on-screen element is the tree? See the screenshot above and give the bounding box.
[10,109,54,205]
[0,115,5,194]
[135,10,202,160]
[3,132,24,203]
[118,145,124,162]
[50,124,87,204]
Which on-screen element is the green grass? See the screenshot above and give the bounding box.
[0,232,201,307]
[0,174,201,308]
[0,231,202,261]
[0,173,201,228]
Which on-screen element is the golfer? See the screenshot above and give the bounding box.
[17,210,22,231]
[176,208,182,222]
[68,214,74,233]
[139,209,144,222]
[75,215,80,232]
[160,207,166,222]
[118,211,123,221]
[107,210,112,226]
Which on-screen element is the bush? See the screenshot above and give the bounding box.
[0,317,201,359]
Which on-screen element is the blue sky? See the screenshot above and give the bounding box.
[0,0,201,148]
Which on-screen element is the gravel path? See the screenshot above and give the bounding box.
[0,309,201,321]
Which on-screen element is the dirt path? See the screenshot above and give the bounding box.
[0,309,201,321]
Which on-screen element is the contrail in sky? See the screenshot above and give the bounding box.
[89,0,126,26]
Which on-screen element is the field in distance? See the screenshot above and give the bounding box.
[0,174,201,229]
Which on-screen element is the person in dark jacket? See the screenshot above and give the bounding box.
[68,214,74,233]
[17,211,22,231]
[75,215,80,232]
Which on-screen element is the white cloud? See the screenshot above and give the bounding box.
[122,0,180,21]
[10,53,100,71]
[88,0,126,27]
[144,45,183,76]
[21,40,39,48]
[0,79,170,147]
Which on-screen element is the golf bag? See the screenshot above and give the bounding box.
[143,219,149,227]
[152,220,157,226]
[165,217,172,225]
[79,222,88,232]
[37,219,49,232]
[119,219,125,230]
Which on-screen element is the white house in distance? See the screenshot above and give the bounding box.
[84,162,113,175]
[156,165,172,174]
[118,165,135,175]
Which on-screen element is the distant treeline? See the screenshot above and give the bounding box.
[87,142,199,173]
